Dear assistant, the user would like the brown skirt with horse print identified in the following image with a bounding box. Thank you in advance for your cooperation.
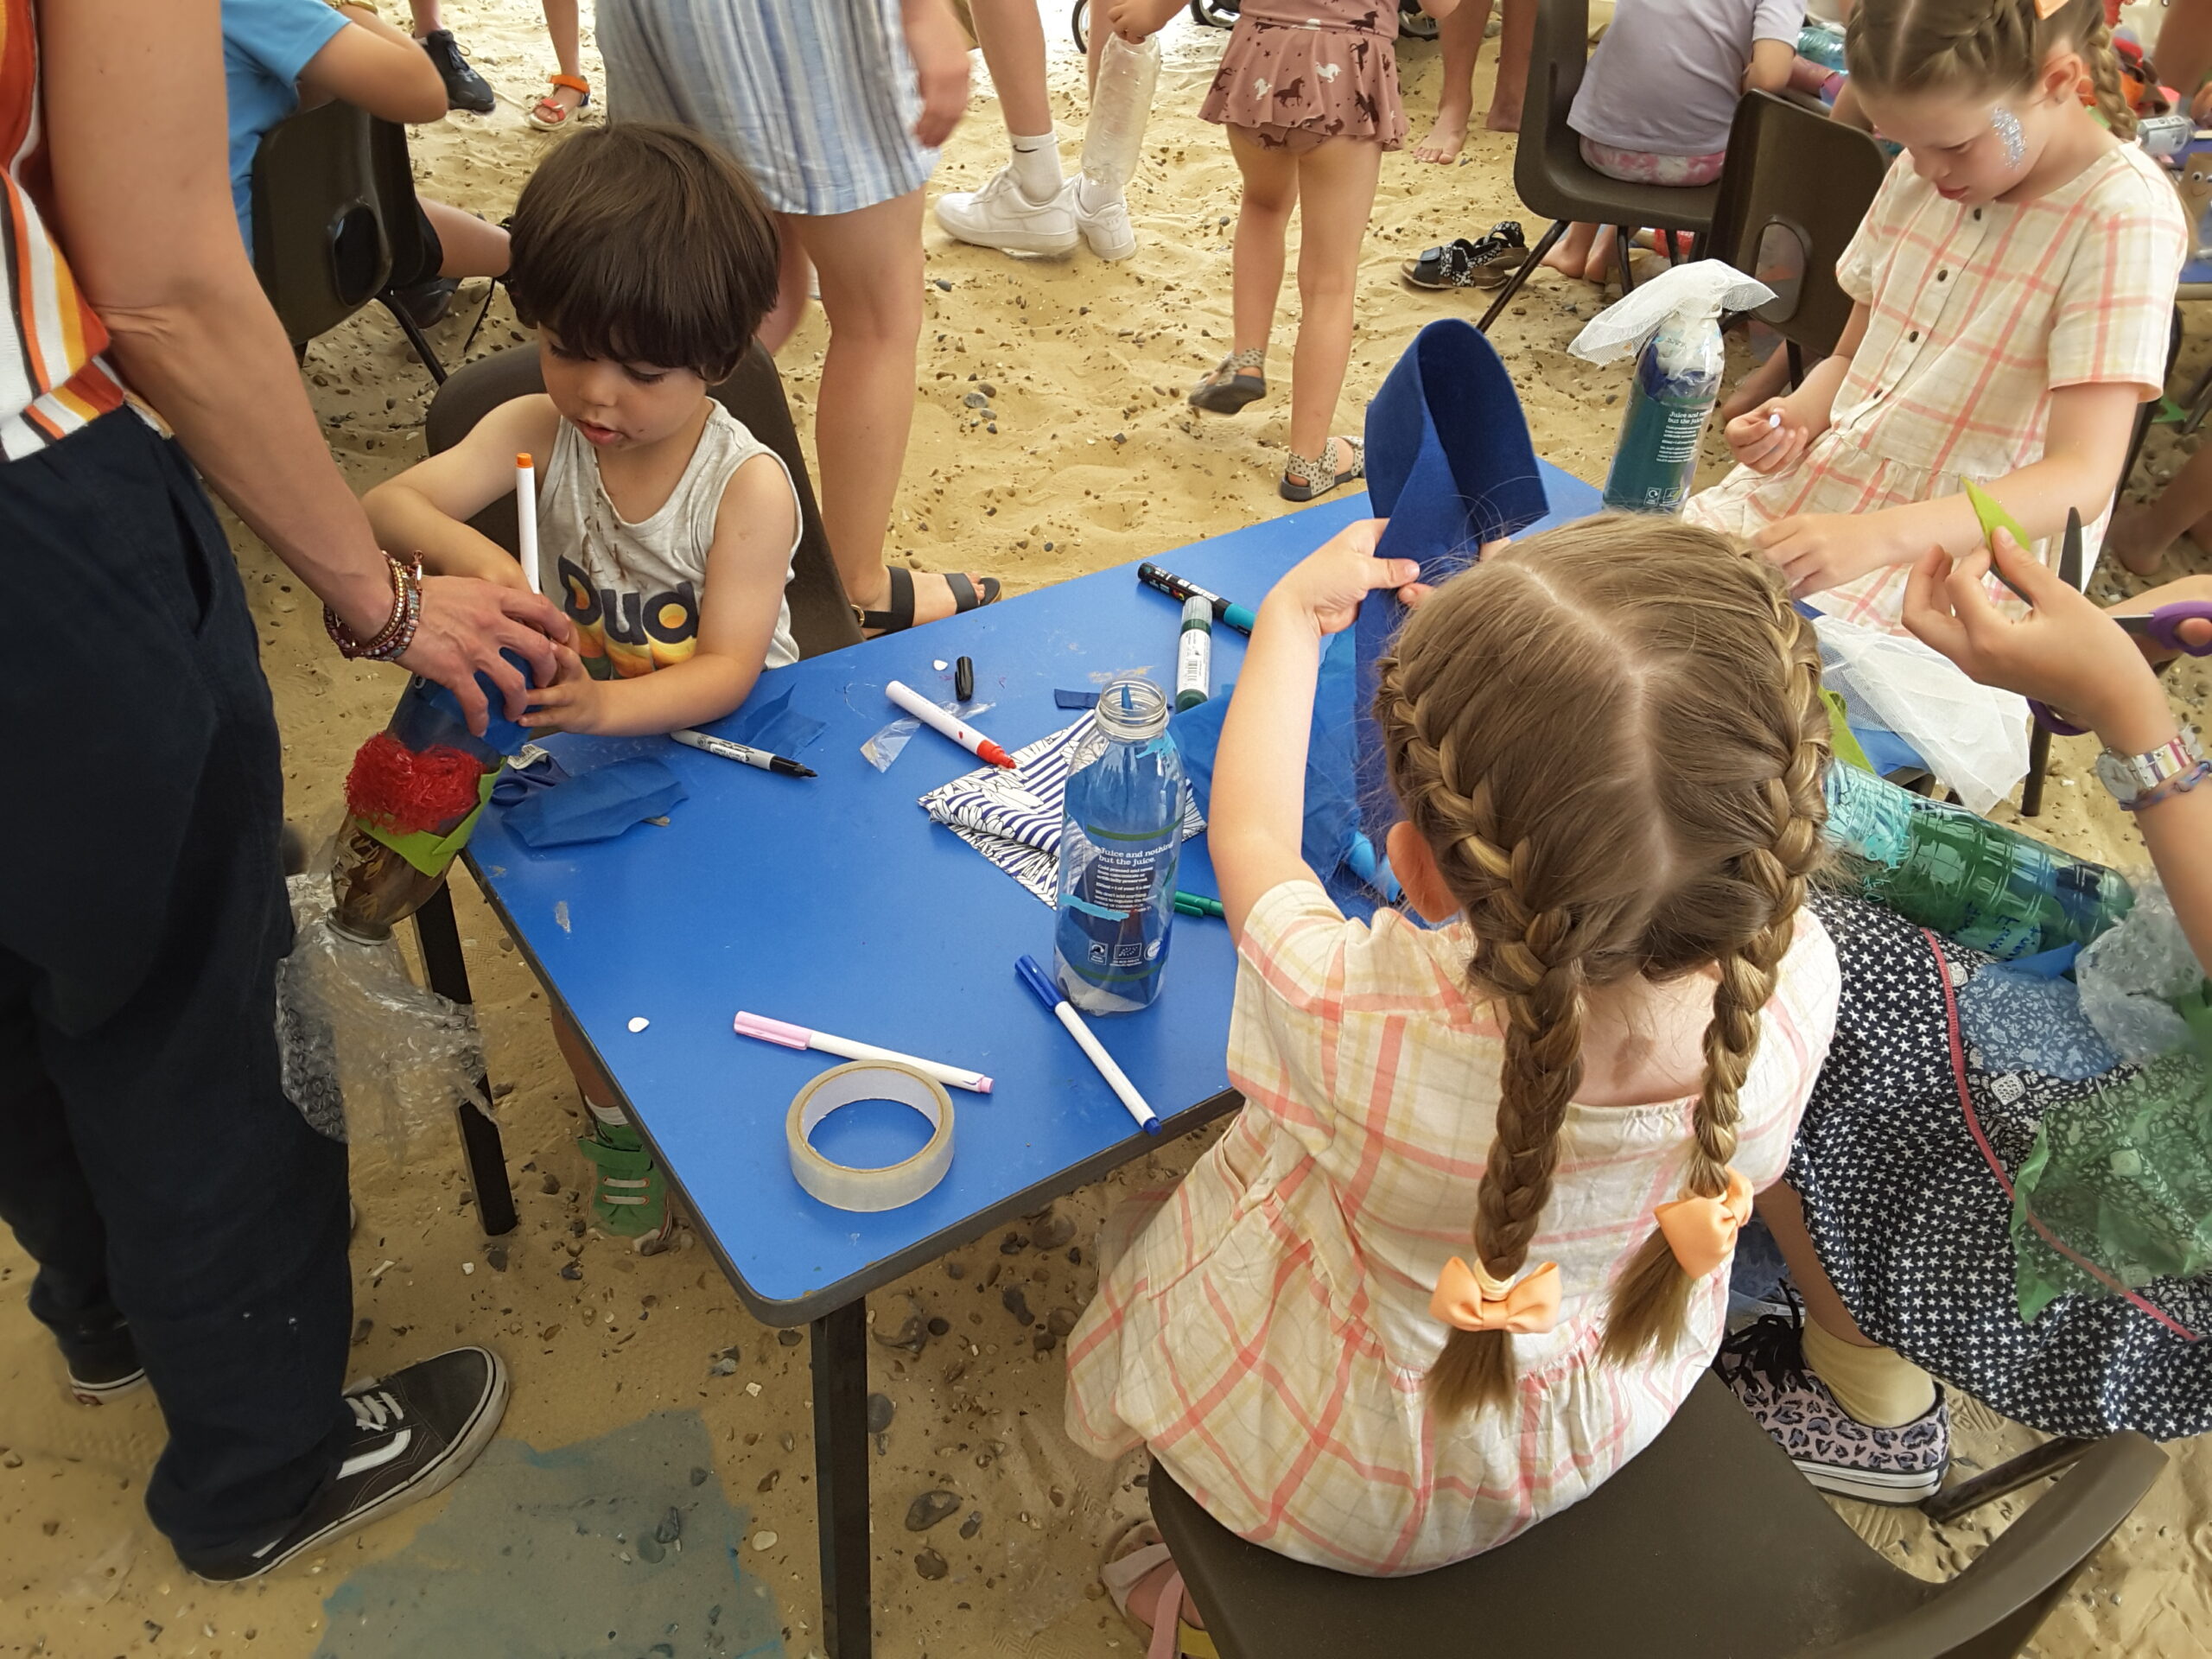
[1198,5,1408,152]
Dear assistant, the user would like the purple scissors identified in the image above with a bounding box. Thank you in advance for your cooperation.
[2031,510,2212,734]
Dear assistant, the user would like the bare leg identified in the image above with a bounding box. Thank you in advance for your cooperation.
[2160,0,2212,111]
[756,213,813,356]
[969,0,1052,137]
[422,198,510,281]
[1542,220,1597,277]
[1485,0,1533,131]
[534,0,587,119]
[1412,0,1492,164]
[1226,129,1299,373]
[797,193,992,626]
[552,1008,617,1109]
[1757,1183,1879,1346]
[1285,136,1383,461]
[410,0,442,34]
[1580,224,1619,283]
[2112,442,2212,576]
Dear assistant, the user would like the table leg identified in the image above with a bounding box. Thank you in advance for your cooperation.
[411,881,518,1236]
[810,1300,872,1659]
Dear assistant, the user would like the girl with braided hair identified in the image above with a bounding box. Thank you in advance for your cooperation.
[1066,517,1840,1648]
[1685,0,2184,631]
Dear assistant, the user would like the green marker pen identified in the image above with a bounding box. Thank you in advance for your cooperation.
[1173,891,1225,918]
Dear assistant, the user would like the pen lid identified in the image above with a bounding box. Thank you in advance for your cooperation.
[734,1011,811,1049]
[1014,955,1063,1011]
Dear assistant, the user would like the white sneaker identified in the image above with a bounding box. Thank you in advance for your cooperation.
[1067,177,1137,261]
[935,165,1079,256]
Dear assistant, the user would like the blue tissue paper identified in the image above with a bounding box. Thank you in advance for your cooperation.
[503,755,688,849]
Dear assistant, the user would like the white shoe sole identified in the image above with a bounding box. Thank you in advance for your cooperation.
[1794,1457,1946,1505]
[68,1368,149,1407]
[196,1351,511,1582]
[936,214,1080,256]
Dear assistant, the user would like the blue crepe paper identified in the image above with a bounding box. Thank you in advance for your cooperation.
[727,683,825,756]
[504,756,688,848]
[1355,322,1550,832]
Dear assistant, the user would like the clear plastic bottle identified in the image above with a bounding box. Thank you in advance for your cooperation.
[1601,304,1726,515]
[1824,763,2135,959]
[1079,31,1161,197]
[1053,676,1184,1013]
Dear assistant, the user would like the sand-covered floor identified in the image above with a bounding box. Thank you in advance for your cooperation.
[3,3,2211,1655]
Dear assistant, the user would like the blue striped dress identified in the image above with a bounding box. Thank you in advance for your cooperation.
[597,0,938,217]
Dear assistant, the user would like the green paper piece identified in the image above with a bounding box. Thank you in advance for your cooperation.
[359,770,498,879]
[1963,478,2029,552]
[2153,397,2188,428]
[1822,690,1872,774]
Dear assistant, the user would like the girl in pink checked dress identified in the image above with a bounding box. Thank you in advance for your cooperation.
[1687,0,2184,632]
[1065,516,1842,1656]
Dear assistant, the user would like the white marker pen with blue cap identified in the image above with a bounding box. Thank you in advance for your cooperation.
[1015,955,1160,1135]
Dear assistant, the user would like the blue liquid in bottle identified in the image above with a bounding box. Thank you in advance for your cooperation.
[1600,309,1726,516]
[1053,677,1185,1014]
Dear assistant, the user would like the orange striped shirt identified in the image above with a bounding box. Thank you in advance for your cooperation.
[0,0,130,460]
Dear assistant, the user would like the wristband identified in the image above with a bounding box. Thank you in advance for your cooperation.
[325,554,423,663]
[2121,760,2212,814]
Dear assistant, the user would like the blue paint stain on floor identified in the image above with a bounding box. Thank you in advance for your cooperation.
[314,1410,784,1658]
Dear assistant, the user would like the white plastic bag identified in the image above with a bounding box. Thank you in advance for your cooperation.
[1812,612,2030,814]
[1566,260,1774,365]
[2077,872,2204,1060]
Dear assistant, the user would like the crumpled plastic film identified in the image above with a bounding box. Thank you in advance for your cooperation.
[274,875,490,1159]
[1565,260,1776,364]
[2077,873,2206,1061]
[1813,612,2030,813]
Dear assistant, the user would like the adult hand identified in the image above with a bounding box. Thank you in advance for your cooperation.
[395,576,572,736]
[1264,519,1422,637]
[1723,397,1812,475]
[1756,512,1898,599]
[1901,530,2173,750]
[906,0,971,147]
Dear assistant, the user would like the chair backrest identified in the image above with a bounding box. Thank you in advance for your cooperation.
[1706,91,1892,359]
[251,99,392,347]
[423,343,862,660]
[1147,1372,2164,1659]
[1513,0,1595,226]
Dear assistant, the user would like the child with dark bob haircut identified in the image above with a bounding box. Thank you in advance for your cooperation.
[365,123,795,1247]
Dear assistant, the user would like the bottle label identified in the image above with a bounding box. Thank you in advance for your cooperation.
[1176,628,1210,709]
[1601,387,1713,515]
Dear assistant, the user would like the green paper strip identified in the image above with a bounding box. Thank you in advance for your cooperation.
[357,770,498,879]
[1821,689,1872,775]
[1963,478,2028,551]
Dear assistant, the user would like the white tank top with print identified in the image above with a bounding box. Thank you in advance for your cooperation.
[537,402,801,680]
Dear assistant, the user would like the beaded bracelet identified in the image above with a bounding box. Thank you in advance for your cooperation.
[2121,759,2212,815]
[324,553,423,663]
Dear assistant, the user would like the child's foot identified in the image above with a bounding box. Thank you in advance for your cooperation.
[527,73,591,130]
[1188,349,1267,414]
[1412,105,1472,163]
[1713,1305,1949,1504]
[1541,225,1596,279]
[2107,505,2175,578]
[1280,435,1364,503]
[1484,101,1523,134]
[1100,1522,1211,1657]
[1581,226,1621,283]
[577,1117,676,1252]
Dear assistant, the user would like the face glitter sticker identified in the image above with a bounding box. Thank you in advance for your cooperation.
[1992,105,2025,170]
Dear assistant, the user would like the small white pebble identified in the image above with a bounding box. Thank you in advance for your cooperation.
[462,1262,474,1274]
[753,1529,779,1550]
[628,1016,651,1033]
[933,658,948,672]
[746,1381,763,1396]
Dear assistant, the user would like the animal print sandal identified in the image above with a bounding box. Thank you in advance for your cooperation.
[1279,435,1364,503]
[1187,348,1267,414]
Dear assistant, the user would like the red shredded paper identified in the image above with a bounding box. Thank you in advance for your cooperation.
[343,733,492,836]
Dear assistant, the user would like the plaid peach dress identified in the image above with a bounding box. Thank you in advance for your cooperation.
[1064,880,1841,1574]
[1685,142,2185,632]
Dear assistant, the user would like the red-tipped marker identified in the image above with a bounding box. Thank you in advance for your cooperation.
[886,678,1019,772]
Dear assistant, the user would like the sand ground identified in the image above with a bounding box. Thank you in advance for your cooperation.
[4,3,2211,1655]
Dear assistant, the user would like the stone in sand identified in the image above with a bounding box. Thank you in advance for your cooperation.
[1032,1211,1077,1250]
[915,1548,950,1580]
[1001,1286,1034,1325]
[867,1393,894,1437]
[905,1490,962,1532]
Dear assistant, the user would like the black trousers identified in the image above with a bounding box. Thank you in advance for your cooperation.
[0,410,350,1555]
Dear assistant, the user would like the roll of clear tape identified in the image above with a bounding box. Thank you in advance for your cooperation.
[786,1061,954,1212]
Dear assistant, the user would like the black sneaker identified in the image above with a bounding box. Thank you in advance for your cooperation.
[181,1346,509,1582]
[418,29,495,115]
[388,276,461,329]
[60,1318,148,1407]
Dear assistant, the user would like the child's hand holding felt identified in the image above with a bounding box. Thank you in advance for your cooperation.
[518,645,615,735]
[1723,397,1814,476]
[1263,518,1425,638]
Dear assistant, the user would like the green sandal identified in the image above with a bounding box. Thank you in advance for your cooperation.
[577,1120,673,1249]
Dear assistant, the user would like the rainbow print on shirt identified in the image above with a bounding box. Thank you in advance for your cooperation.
[557,556,700,680]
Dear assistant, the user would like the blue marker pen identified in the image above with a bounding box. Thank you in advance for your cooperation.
[1015,955,1161,1135]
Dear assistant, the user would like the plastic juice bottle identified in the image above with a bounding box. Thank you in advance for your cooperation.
[1053,676,1185,1014]
[1079,31,1161,197]
[1824,763,2135,958]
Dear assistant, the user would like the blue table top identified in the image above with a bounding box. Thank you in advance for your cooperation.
[467,463,1601,1321]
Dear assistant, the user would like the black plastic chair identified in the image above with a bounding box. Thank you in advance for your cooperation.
[1705,91,1891,387]
[423,343,861,658]
[1477,0,1725,332]
[1148,1375,2165,1659]
[250,98,448,384]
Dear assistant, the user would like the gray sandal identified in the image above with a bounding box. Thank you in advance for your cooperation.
[1188,348,1267,414]
[1279,436,1364,503]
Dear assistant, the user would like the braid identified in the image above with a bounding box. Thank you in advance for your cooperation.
[1604,608,1832,1363]
[2080,12,2136,139]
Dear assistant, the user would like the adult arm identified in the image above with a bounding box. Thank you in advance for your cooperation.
[39,0,567,730]
[298,5,449,124]
[1903,533,2212,971]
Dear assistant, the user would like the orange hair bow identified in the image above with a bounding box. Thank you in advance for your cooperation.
[1429,1256,1563,1335]
[1653,1168,1755,1279]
